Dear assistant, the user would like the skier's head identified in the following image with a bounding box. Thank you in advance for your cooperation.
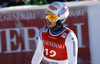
[45,2,69,28]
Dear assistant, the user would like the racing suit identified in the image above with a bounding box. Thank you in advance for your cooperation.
[31,26,78,64]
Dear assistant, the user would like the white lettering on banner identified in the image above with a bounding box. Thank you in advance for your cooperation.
[74,23,86,48]
[0,23,86,53]
[4,29,21,53]
[0,16,3,21]
[22,27,39,52]
[0,27,39,53]
[0,12,35,21]
[69,9,85,17]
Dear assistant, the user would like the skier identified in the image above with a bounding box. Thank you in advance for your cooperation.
[31,2,78,64]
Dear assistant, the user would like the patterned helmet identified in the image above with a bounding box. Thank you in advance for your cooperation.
[45,2,69,24]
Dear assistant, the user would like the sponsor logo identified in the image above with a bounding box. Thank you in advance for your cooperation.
[49,5,57,11]
[72,37,76,56]
[61,32,67,38]
[72,37,75,40]
[43,40,65,49]
[48,36,57,40]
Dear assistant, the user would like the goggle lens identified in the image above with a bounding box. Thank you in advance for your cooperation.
[46,12,58,22]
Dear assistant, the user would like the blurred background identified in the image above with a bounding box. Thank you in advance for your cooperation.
[0,0,100,64]
[0,0,99,8]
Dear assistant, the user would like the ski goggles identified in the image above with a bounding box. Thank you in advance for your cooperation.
[45,11,58,22]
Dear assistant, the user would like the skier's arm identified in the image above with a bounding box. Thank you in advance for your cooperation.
[31,37,44,64]
[31,28,44,64]
[65,32,78,64]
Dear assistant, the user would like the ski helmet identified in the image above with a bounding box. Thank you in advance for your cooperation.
[45,2,69,24]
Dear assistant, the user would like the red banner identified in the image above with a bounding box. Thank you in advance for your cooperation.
[0,6,90,64]
[67,6,90,64]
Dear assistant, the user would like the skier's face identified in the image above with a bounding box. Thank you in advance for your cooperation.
[46,19,56,28]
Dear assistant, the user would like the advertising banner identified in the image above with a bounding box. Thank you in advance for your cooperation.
[0,6,90,64]
[67,6,90,64]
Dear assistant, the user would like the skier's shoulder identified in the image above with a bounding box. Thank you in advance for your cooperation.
[64,26,76,39]
[39,26,48,32]
[63,26,72,34]
[39,26,48,40]
[39,27,45,33]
